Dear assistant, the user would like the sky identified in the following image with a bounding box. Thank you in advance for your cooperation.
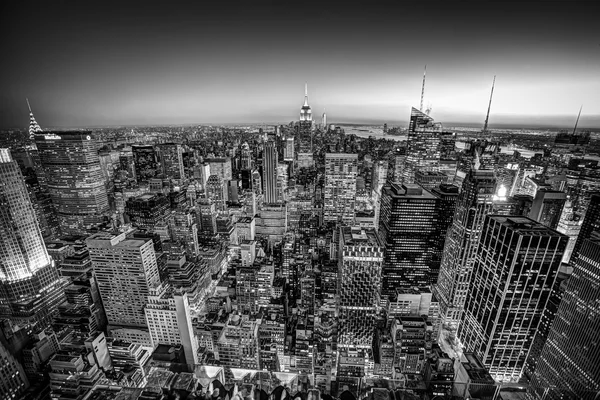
[1,1,599,129]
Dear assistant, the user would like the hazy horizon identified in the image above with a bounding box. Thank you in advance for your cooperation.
[1,1,598,130]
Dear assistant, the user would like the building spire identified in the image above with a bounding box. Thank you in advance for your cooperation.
[420,65,427,112]
[303,82,309,106]
[572,105,583,135]
[27,98,43,139]
[483,75,496,133]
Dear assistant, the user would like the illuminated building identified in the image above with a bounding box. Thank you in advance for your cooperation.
[263,141,278,204]
[299,83,313,149]
[324,153,358,224]
[132,145,160,183]
[206,175,227,212]
[240,142,252,170]
[458,216,567,382]
[528,235,600,399]
[34,132,109,234]
[434,169,496,331]
[284,137,295,162]
[0,149,65,329]
[158,143,185,181]
[86,232,161,343]
[378,183,439,294]
[168,209,199,256]
[145,288,199,365]
[338,227,383,350]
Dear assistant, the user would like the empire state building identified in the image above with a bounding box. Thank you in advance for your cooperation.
[299,83,313,149]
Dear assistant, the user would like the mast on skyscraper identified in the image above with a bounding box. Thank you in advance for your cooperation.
[572,105,583,135]
[27,98,43,139]
[482,76,496,133]
[420,65,427,112]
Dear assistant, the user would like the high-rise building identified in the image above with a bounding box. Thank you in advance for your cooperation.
[299,84,313,149]
[0,341,29,398]
[158,143,185,181]
[528,235,600,399]
[404,108,453,184]
[263,141,278,204]
[284,137,295,162]
[86,232,161,332]
[132,145,160,184]
[338,227,384,350]
[458,216,567,382]
[0,149,65,329]
[571,192,600,262]
[125,193,171,231]
[378,183,439,295]
[205,157,232,182]
[434,169,496,331]
[145,288,199,365]
[35,132,109,234]
[324,153,358,224]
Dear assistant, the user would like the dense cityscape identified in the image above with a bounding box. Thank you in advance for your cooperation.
[0,80,598,400]
[1,1,600,400]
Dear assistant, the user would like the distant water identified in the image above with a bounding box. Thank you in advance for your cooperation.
[341,126,406,141]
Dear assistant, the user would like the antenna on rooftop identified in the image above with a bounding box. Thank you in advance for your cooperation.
[483,75,496,133]
[572,105,583,135]
[420,65,427,112]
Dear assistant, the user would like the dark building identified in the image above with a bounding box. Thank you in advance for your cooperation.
[458,216,567,383]
[528,235,600,399]
[34,132,109,235]
[158,143,185,181]
[378,183,440,295]
[529,189,566,229]
[571,192,600,261]
[132,145,160,183]
[125,193,171,231]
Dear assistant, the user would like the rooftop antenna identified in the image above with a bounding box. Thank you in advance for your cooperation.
[483,75,496,133]
[420,65,427,112]
[572,105,583,135]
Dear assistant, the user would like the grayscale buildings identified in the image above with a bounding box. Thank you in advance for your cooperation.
[324,153,358,224]
[458,216,567,382]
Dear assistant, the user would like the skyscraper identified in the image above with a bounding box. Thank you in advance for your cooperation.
[458,216,567,382]
[324,153,358,224]
[0,149,65,329]
[263,141,278,204]
[299,83,313,149]
[378,183,439,295]
[528,189,566,229]
[434,169,496,331]
[528,235,600,399]
[571,192,600,262]
[338,227,384,350]
[86,232,161,344]
[35,132,109,234]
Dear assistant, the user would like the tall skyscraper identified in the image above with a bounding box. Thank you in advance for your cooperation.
[0,149,65,329]
[35,132,109,234]
[298,84,312,148]
[263,141,278,204]
[403,108,453,184]
[323,153,358,224]
[571,192,600,262]
[528,235,600,399]
[338,227,384,350]
[86,232,161,339]
[434,169,496,331]
[458,216,567,382]
[378,183,439,295]
[158,143,185,181]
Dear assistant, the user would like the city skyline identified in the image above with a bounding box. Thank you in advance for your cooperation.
[1,1,599,129]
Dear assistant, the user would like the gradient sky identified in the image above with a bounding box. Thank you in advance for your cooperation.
[1,1,599,129]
